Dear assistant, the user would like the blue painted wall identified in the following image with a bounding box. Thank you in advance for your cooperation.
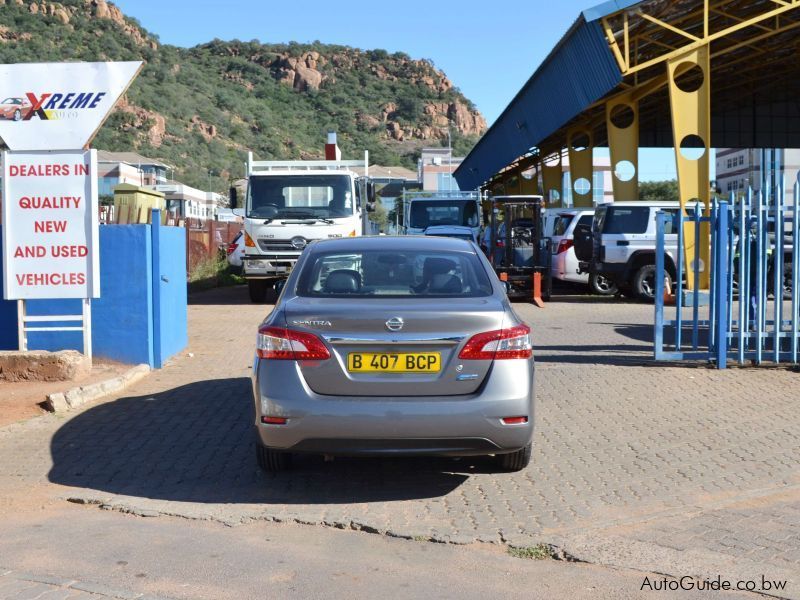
[0,229,18,350]
[93,226,154,366]
[0,221,187,367]
[155,225,188,367]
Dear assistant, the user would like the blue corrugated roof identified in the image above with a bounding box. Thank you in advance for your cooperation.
[454,1,641,190]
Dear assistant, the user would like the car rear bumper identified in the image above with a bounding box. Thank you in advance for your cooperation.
[252,358,535,456]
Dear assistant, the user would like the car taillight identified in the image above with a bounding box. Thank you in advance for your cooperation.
[256,326,330,360]
[459,324,532,360]
[556,239,574,254]
[226,240,238,255]
[348,230,357,237]
[244,232,256,247]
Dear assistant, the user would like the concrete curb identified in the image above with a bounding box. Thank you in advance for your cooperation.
[44,364,151,412]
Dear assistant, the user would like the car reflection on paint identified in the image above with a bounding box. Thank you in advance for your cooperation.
[251,235,536,472]
[0,97,31,121]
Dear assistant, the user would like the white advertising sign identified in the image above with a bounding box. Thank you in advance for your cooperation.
[2,150,100,300]
[0,61,142,151]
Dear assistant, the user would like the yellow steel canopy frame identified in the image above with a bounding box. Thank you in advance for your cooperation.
[599,0,800,288]
[483,0,800,288]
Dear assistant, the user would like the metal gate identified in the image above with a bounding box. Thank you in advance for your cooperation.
[655,181,799,368]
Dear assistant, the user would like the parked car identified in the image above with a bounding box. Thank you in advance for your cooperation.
[251,236,535,472]
[0,97,30,121]
[575,201,682,301]
[226,231,245,271]
[423,224,477,242]
[550,209,618,296]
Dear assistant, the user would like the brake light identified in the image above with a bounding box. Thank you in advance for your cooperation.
[556,239,574,254]
[226,240,238,255]
[256,326,330,360]
[459,324,532,360]
[244,232,256,247]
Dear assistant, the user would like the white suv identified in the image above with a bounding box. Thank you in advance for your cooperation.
[575,202,681,301]
[550,209,618,295]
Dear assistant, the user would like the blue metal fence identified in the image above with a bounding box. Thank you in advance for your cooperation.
[655,181,799,368]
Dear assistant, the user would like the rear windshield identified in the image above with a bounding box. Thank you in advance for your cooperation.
[297,249,493,298]
[602,207,650,234]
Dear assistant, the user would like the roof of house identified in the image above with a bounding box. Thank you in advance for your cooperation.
[96,150,171,169]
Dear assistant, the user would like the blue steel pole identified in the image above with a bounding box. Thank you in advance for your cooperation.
[676,206,685,350]
[738,192,747,364]
[774,179,784,362]
[715,202,729,369]
[793,181,800,364]
[756,189,764,365]
[692,202,701,351]
[726,196,735,340]
[654,212,666,359]
[709,198,717,351]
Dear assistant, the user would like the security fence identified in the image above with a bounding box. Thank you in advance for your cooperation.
[655,182,798,368]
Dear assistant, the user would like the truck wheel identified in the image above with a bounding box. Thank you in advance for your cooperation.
[633,264,671,302]
[589,273,618,296]
[248,279,268,303]
[496,443,532,472]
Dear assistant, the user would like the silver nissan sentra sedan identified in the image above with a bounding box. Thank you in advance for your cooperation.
[251,236,535,472]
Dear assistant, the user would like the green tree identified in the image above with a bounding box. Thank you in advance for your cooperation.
[639,180,679,202]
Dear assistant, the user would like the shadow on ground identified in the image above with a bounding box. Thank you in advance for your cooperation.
[48,378,470,504]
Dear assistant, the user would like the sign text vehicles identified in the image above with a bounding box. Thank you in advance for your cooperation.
[2,150,100,300]
[0,62,142,151]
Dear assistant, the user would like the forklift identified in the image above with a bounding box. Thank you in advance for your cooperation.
[487,195,552,306]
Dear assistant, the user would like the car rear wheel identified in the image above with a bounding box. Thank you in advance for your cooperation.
[13,109,21,121]
[633,264,671,302]
[589,273,618,296]
[255,442,290,472]
[496,443,532,472]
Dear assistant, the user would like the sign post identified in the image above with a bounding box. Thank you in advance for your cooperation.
[0,61,142,361]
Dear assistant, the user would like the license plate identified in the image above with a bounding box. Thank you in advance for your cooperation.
[347,352,441,373]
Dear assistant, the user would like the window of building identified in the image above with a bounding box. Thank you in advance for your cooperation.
[727,159,732,169]
[739,155,744,166]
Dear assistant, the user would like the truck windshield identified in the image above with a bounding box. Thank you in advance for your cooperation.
[248,175,353,220]
[409,200,479,229]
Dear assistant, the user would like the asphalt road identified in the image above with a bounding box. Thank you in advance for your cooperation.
[0,503,752,600]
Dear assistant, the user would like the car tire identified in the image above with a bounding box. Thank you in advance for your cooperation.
[632,264,670,302]
[589,273,619,296]
[255,442,290,472]
[13,109,21,121]
[248,279,268,303]
[497,443,532,472]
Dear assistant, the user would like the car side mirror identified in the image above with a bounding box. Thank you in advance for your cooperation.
[232,208,245,218]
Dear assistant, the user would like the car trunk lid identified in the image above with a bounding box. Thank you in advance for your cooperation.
[282,296,506,396]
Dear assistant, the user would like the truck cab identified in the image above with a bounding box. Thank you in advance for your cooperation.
[402,191,482,241]
[241,155,370,302]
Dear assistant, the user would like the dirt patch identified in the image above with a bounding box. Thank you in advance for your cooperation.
[0,359,131,427]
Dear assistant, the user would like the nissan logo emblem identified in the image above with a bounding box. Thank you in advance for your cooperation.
[290,236,307,250]
[385,317,404,332]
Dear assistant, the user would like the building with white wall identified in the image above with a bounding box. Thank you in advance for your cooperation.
[716,148,800,205]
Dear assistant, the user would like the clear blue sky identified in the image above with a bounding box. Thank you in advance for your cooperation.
[114,0,682,181]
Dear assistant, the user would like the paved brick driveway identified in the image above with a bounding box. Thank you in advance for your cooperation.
[1,286,798,595]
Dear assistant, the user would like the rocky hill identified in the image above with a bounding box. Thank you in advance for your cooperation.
[0,0,487,191]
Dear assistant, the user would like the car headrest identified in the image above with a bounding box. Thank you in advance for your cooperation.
[324,269,361,294]
[429,274,463,294]
[423,257,456,276]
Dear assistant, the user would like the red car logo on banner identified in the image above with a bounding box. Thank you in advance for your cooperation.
[0,97,32,121]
